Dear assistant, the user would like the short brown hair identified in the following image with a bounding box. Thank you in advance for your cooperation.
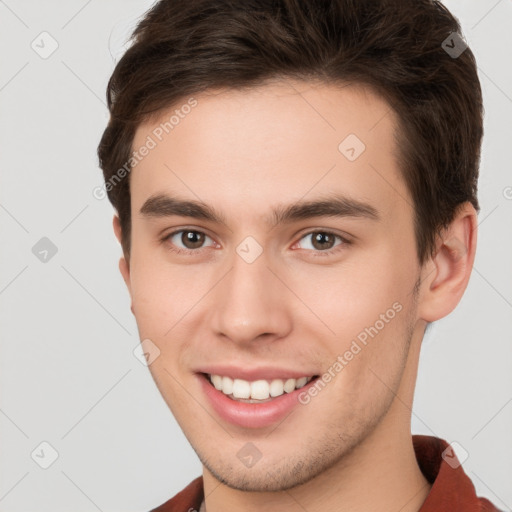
[97,0,483,264]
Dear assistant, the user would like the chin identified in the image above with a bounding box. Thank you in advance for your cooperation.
[196,434,357,493]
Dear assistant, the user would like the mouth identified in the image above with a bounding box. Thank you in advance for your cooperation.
[197,371,321,428]
[204,373,318,403]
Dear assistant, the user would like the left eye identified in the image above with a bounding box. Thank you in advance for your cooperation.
[296,231,345,252]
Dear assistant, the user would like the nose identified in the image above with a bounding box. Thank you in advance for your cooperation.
[210,250,293,346]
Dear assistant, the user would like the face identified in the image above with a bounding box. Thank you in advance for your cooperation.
[122,80,425,491]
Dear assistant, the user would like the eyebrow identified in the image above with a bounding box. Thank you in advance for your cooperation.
[139,193,380,227]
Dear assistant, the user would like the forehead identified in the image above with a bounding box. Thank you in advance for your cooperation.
[130,79,410,224]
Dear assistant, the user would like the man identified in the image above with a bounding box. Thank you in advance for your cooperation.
[97,0,501,510]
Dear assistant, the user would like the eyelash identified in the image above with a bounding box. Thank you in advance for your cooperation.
[160,228,351,258]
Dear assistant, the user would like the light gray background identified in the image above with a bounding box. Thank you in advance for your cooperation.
[0,1,511,511]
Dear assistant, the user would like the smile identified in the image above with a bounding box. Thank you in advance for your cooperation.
[208,374,315,402]
[198,371,320,428]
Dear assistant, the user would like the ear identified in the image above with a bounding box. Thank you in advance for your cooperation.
[113,215,131,296]
[417,202,478,323]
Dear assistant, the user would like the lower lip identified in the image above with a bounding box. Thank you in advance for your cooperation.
[197,373,318,429]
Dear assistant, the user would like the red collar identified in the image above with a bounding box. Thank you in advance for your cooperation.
[412,435,500,511]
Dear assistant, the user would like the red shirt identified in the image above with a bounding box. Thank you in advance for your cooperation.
[150,435,501,511]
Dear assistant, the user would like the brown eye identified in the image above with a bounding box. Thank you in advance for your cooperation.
[311,232,336,250]
[164,229,215,253]
[180,230,205,249]
[298,231,343,252]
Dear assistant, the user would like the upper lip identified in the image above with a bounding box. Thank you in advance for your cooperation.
[196,365,318,382]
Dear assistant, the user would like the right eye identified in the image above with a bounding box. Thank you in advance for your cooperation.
[161,229,218,255]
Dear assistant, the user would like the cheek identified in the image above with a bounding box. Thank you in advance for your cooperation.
[285,249,416,398]
[128,250,176,336]
[310,300,414,427]
[130,250,196,336]
[288,251,413,339]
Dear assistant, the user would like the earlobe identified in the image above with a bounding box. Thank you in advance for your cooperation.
[418,203,478,323]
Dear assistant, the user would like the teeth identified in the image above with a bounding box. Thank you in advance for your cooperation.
[232,379,251,399]
[222,376,233,395]
[283,378,296,393]
[269,379,284,397]
[211,374,222,390]
[251,380,270,400]
[296,376,308,388]
[208,374,314,401]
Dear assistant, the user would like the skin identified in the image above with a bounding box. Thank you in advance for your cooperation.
[113,79,477,512]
